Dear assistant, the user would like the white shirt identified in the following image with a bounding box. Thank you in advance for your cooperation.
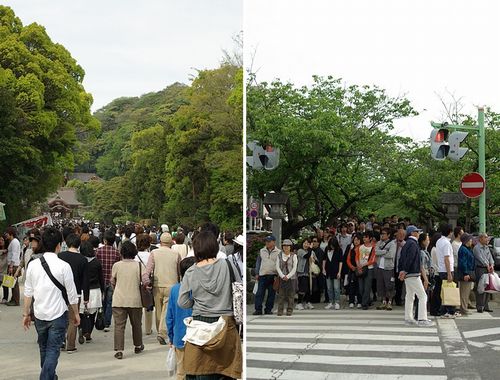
[436,236,454,273]
[24,252,78,321]
[451,240,461,269]
[7,238,21,266]
[186,249,227,260]
[135,251,151,267]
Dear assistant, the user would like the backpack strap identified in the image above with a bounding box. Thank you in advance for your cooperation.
[225,258,236,283]
[40,256,69,306]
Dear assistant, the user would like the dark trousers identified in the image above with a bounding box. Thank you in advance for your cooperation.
[358,269,374,307]
[475,267,490,311]
[2,285,8,301]
[348,273,361,304]
[112,307,143,351]
[35,311,68,380]
[103,285,114,327]
[276,285,295,313]
[254,275,276,313]
[394,277,404,305]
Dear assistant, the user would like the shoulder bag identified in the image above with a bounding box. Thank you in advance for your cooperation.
[138,262,154,310]
[225,259,243,324]
[40,256,69,305]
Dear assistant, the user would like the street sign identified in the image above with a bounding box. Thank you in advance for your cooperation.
[250,201,258,210]
[460,172,485,198]
[250,209,258,218]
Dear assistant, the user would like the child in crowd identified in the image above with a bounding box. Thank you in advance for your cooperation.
[166,256,196,380]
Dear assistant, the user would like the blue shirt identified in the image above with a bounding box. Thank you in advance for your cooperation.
[166,283,192,348]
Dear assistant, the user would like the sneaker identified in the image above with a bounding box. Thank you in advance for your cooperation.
[376,303,387,310]
[0,299,7,304]
[441,313,455,319]
[134,344,144,354]
[66,348,77,354]
[252,310,263,315]
[357,303,362,309]
[306,302,314,310]
[277,312,283,316]
[286,311,293,316]
[114,351,123,360]
[362,306,368,310]
[417,319,435,327]
[334,303,340,310]
[296,303,305,310]
[103,327,110,332]
[5,300,19,306]
[264,310,273,315]
[324,303,333,310]
[386,303,393,311]
[349,303,354,309]
[404,319,417,326]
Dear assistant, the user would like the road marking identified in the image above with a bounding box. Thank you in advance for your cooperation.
[246,332,440,342]
[463,327,500,339]
[467,340,488,348]
[437,319,481,380]
[246,368,448,380]
[246,341,443,353]
[247,352,445,368]
[251,318,413,325]
[485,339,500,346]
[247,324,437,333]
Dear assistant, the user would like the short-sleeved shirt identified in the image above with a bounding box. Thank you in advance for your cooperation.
[436,236,454,272]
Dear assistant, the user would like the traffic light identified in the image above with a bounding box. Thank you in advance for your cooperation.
[262,145,279,170]
[448,131,468,161]
[430,128,450,160]
[246,141,280,170]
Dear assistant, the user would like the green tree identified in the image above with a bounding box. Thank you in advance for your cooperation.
[0,6,99,224]
[247,76,416,236]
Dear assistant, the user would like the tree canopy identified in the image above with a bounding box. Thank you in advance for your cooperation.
[247,76,499,235]
[0,6,99,224]
[77,65,243,231]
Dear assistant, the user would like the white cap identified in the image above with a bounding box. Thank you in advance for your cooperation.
[161,224,169,232]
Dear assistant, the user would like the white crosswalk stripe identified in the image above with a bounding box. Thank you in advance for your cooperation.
[246,308,446,379]
[462,326,500,349]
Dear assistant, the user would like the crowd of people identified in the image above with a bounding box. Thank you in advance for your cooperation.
[254,215,496,327]
[0,221,243,380]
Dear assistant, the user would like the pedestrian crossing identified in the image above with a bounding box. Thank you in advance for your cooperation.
[246,307,447,380]
[463,326,500,350]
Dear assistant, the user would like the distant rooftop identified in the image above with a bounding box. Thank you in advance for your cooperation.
[68,172,103,183]
[48,188,83,206]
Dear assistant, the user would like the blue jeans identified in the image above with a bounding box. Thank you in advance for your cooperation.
[326,277,340,303]
[35,311,68,380]
[103,285,114,327]
[255,275,276,313]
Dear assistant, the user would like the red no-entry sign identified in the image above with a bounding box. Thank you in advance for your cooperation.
[460,172,485,198]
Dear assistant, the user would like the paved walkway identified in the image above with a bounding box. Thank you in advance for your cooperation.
[0,286,173,380]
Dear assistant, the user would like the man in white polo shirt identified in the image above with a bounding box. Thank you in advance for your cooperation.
[435,223,457,318]
[22,226,80,380]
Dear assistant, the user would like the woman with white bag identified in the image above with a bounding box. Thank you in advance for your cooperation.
[178,230,242,380]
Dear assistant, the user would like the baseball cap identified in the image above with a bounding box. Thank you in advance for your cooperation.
[406,225,423,235]
[282,239,293,246]
[265,235,276,241]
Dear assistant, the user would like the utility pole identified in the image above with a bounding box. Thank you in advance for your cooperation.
[430,107,487,233]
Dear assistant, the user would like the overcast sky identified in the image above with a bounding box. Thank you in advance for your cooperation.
[2,0,242,111]
[245,0,500,142]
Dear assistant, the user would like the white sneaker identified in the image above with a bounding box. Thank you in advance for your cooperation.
[357,303,362,309]
[349,303,354,309]
[404,319,417,326]
[334,303,340,310]
[324,303,333,310]
[417,319,435,327]
[306,302,314,309]
[296,303,305,310]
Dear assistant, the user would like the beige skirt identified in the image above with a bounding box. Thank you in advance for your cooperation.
[183,315,242,379]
